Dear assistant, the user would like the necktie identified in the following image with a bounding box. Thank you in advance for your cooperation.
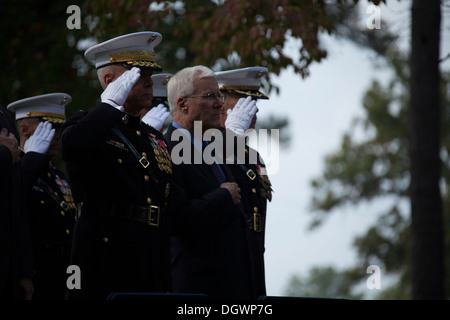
[203,141,227,184]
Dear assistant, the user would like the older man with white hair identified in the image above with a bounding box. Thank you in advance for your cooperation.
[162,65,261,299]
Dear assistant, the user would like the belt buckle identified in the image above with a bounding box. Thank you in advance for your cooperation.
[246,169,256,180]
[140,157,150,169]
[148,205,160,226]
[253,212,262,232]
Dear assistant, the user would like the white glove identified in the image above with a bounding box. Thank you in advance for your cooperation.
[24,121,55,154]
[101,67,141,111]
[225,96,258,135]
[142,104,170,130]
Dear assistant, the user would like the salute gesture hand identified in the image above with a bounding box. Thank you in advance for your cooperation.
[225,96,258,135]
[24,121,55,154]
[101,67,141,111]
[142,104,170,131]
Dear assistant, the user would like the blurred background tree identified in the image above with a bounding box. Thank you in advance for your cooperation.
[287,0,449,299]
[288,50,450,300]
[0,0,386,146]
[0,0,96,113]
[284,266,364,299]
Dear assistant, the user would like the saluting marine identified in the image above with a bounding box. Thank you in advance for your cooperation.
[140,73,173,133]
[216,66,273,299]
[7,93,76,300]
[60,32,173,300]
[150,73,173,109]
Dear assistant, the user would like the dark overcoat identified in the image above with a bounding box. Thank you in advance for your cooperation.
[165,124,255,300]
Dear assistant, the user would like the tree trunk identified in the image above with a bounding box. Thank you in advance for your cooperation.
[409,0,444,299]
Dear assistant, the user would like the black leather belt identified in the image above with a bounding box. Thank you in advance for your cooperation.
[77,201,161,227]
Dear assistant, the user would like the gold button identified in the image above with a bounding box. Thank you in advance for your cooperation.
[47,172,51,178]
[252,188,257,194]
[102,237,109,243]
[61,211,65,217]
[66,229,70,235]
[40,200,45,205]
[136,130,141,136]
[144,175,149,182]
[254,207,258,213]
[122,115,129,124]
[147,197,152,204]
[142,152,147,158]
[117,158,123,164]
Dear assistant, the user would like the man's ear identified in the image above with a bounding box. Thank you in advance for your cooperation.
[18,122,32,139]
[104,72,115,86]
[177,97,188,113]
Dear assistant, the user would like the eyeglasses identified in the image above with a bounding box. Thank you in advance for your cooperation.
[184,92,225,103]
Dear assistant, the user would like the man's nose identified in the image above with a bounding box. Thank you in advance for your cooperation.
[213,101,223,109]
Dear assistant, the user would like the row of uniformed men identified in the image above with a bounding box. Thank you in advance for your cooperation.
[3,31,272,300]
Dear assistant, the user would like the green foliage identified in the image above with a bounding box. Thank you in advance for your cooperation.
[309,52,410,229]
[0,0,97,116]
[0,0,384,112]
[1,0,361,148]
[255,114,290,148]
[79,0,349,94]
[353,206,409,272]
[284,266,363,299]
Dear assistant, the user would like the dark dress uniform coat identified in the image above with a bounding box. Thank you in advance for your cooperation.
[0,146,15,299]
[27,162,76,300]
[0,106,25,299]
[0,105,46,299]
[165,124,254,300]
[224,136,273,299]
[60,103,172,300]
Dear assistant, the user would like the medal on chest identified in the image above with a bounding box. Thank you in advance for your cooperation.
[149,134,172,175]
[54,174,76,210]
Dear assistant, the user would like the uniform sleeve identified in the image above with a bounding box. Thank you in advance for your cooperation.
[0,145,13,178]
[19,152,49,191]
[60,103,125,158]
[10,165,34,279]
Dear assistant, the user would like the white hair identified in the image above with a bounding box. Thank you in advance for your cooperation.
[167,65,215,115]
